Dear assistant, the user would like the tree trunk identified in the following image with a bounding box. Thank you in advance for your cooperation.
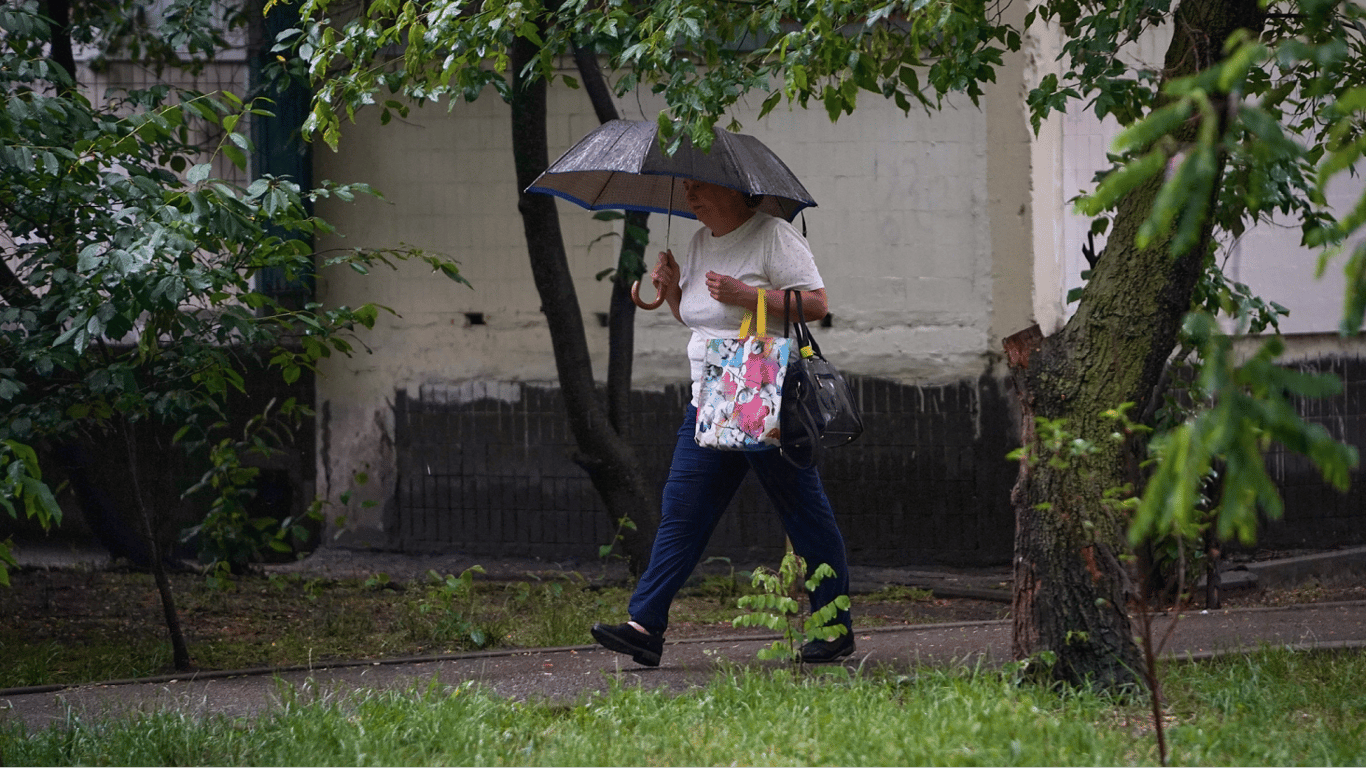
[572,47,652,435]
[123,421,192,671]
[1008,0,1265,690]
[509,33,657,575]
[605,265,645,435]
[43,0,75,92]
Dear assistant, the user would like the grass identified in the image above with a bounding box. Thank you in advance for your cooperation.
[1,648,1363,765]
[1162,647,1366,763]
[864,583,935,602]
[0,638,173,688]
[0,571,620,688]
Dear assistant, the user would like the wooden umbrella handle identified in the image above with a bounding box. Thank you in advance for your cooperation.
[631,279,666,310]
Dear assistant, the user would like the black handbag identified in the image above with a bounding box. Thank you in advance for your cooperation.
[779,290,864,468]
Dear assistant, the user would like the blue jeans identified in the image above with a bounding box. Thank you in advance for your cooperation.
[629,405,852,635]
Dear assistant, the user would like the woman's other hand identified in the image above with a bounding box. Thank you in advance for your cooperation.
[705,271,755,308]
[706,271,829,324]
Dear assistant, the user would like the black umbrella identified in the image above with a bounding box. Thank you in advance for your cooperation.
[525,119,817,222]
[525,119,816,308]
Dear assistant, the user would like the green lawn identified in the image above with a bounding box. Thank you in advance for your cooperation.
[3,648,1363,766]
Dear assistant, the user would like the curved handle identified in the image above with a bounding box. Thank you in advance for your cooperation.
[631,279,666,310]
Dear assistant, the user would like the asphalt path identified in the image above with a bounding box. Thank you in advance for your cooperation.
[4,600,1366,732]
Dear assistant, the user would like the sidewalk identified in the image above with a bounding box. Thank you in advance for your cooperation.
[4,600,1366,731]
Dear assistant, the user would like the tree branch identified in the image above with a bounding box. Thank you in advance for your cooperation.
[573,47,620,125]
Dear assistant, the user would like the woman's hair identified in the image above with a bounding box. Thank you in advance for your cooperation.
[744,193,764,209]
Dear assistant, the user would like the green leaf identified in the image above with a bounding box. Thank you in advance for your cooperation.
[1111,101,1193,155]
[758,90,783,119]
[822,86,843,122]
[77,243,103,272]
[20,475,61,522]
[1077,149,1165,216]
[222,143,247,170]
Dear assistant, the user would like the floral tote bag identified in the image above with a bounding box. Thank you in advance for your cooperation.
[695,288,793,450]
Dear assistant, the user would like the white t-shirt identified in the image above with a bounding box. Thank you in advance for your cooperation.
[680,211,824,405]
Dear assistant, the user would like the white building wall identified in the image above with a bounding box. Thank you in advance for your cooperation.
[1058,111,1361,337]
[1032,21,1365,337]
[310,72,1008,538]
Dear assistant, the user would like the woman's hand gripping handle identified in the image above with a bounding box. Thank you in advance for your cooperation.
[631,250,679,313]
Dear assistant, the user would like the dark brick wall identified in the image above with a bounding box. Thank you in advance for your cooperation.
[393,374,1019,568]
[392,355,1366,566]
[6,348,316,563]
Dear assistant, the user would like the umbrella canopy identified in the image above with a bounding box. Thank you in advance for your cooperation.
[525,119,816,222]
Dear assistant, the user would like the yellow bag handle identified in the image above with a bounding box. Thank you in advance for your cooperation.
[738,288,767,338]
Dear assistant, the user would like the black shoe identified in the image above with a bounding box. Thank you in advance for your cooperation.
[799,631,855,664]
[591,622,664,667]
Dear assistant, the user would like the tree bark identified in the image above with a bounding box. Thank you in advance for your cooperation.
[1008,0,1265,690]
[509,33,657,575]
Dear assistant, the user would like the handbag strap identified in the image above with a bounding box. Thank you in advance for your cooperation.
[738,287,767,338]
[783,289,793,340]
[783,289,821,359]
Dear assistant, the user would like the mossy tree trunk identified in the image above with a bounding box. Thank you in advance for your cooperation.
[1008,0,1265,689]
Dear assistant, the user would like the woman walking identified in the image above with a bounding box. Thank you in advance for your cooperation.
[591,178,853,667]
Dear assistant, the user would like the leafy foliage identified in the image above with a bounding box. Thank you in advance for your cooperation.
[66,0,252,76]
[1033,0,1366,554]
[180,398,321,578]
[409,566,495,649]
[1073,1,1366,279]
[0,0,467,579]
[0,440,61,586]
[284,0,1018,150]
[1135,312,1359,547]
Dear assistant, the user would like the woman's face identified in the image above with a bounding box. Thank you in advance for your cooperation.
[683,179,747,223]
